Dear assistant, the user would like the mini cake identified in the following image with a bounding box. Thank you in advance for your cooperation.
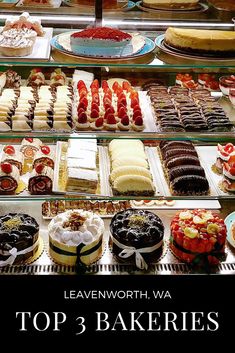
[28,164,53,195]
[0,213,39,266]
[222,155,235,192]
[0,35,34,57]
[170,209,227,265]
[27,68,45,87]
[70,27,133,57]
[110,209,164,270]
[66,168,98,194]
[143,0,199,9]
[3,12,44,36]
[165,27,235,56]
[4,69,21,88]
[50,68,67,87]
[219,75,235,96]
[33,145,54,169]
[20,138,42,159]
[0,163,19,194]
[48,210,104,267]
[1,145,24,174]
[215,143,235,174]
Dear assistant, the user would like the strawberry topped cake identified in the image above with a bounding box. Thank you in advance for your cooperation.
[170,209,227,265]
[70,27,133,57]
[222,155,235,192]
[215,143,235,174]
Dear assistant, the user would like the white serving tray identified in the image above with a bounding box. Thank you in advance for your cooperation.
[0,27,53,62]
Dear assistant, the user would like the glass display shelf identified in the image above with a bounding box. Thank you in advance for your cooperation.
[0,200,234,275]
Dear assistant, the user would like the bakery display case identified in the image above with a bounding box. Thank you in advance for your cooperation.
[0,1,235,276]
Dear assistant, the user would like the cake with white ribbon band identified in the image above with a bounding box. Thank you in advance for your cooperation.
[110,209,164,270]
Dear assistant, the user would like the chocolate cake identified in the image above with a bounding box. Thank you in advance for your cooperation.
[0,213,39,266]
[110,209,164,270]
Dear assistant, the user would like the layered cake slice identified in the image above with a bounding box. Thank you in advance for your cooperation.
[70,27,133,57]
[66,168,98,193]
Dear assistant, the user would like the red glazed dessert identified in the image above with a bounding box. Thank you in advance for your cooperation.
[170,209,227,265]
[70,27,133,57]
[219,75,235,96]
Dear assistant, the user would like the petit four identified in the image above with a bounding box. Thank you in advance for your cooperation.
[28,164,53,195]
[0,162,20,194]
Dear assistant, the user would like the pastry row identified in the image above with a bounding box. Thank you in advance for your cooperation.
[0,208,229,270]
[0,138,234,196]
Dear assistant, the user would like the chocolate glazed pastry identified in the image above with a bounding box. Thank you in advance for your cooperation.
[166,155,201,169]
[171,175,209,195]
[168,165,205,182]
[159,140,193,150]
[0,213,39,265]
[162,148,198,161]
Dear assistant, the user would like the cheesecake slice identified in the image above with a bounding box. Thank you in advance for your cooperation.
[165,27,235,56]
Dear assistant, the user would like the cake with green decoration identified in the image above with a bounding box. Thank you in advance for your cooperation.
[170,209,227,265]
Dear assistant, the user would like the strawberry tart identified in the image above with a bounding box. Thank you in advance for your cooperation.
[222,155,235,192]
[70,27,133,57]
[170,209,227,265]
[215,143,235,174]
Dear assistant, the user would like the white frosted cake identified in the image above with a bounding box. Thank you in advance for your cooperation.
[70,27,133,57]
[48,210,105,267]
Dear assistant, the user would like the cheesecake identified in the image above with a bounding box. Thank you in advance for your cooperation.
[165,27,235,56]
[143,0,199,9]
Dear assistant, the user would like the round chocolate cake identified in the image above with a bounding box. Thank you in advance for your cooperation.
[0,213,39,266]
[110,209,164,269]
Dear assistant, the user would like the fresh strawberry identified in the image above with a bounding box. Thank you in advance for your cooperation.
[91,102,99,112]
[79,89,88,98]
[130,91,139,100]
[131,97,139,109]
[224,143,234,154]
[104,102,113,111]
[3,145,15,155]
[133,104,141,112]
[230,167,235,176]
[106,114,116,124]
[33,68,42,73]
[77,102,87,111]
[134,117,143,126]
[133,110,142,120]
[122,81,131,91]
[80,97,88,108]
[118,106,127,119]
[25,137,33,143]
[105,106,115,115]
[31,75,38,81]
[116,87,123,97]
[228,155,235,165]
[92,94,100,104]
[117,103,127,112]
[77,80,86,90]
[90,79,99,89]
[112,81,120,92]
[90,109,99,119]
[121,116,129,126]
[117,91,126,99]
[78,111,88,123]
[118,97,127,107]
[40,145,50,155]
[91,87,99,95]
[35,164,44,174]
[101,80,109,90]
[77,107,85,117]
[95,117,104,127]
[1,162,12,174]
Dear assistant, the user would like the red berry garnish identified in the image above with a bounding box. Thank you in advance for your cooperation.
[91,102,99,111]
[25,138,33,143]
[40,145,50,155]
[79,89,87,98]
[230,167,235,176]
[95,117,104,128]
[90,79,99,89]
[131,97,139,109]
[133,110,142,120]
[78,111,88,123]
[122,81,131,90]
[80,97,88,108]
[90,109,99,119]
[118,97,127,107]
[105,106,115,115]
[77,80,86,90]
[1,162,12,174]
[92,94,100,105]
[117,92,126,100]
[133,104,141,112]
[35,164,44,174]
[102,80,109,90]
[3,145,15,155]
[104,102,113,111]
[77,101,87,111]
[77,107,85,117]
[112,81,120,92]
[134,117,143,126]
[33,68,42,73]
[107,114,116,124]
[118,106,127,118]
[121,116,129,126]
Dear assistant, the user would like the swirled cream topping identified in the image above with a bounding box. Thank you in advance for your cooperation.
[48,209,104,247]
